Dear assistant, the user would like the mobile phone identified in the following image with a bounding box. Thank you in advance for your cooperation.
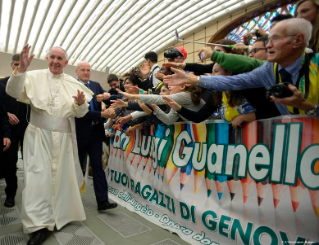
[199,52,204,63]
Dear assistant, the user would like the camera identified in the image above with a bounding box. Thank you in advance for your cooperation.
[164,47,182,59]
[266,83,293,100]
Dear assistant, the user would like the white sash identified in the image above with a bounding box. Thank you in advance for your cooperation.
[30,109,84,188]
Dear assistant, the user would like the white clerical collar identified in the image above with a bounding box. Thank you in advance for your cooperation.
[47,69,64,79]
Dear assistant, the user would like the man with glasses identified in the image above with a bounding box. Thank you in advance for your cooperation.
[249,36,268,60]
[107,74,124,95]
[164,18,319,118]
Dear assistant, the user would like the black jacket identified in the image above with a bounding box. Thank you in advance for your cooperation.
[0,83,10,141]
[75,81,106,147]
[0,77,29,136]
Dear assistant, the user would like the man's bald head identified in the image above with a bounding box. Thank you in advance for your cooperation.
[75,61,91,83]
[266,18,312,66]
[76,61,90,68]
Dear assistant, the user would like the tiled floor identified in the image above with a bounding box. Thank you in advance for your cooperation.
[0,159,189,245]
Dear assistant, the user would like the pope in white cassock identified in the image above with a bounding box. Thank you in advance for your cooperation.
[6,44,93,245]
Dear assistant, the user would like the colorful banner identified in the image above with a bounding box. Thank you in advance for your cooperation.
[106,117,319,245]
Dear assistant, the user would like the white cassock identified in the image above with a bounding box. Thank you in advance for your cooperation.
[6,69,93,234]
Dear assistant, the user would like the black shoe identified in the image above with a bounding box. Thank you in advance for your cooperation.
[27,229,48,245]
[98,201,118,211]
[4,197,15,208]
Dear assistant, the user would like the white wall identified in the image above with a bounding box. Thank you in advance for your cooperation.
[0,52,111,90]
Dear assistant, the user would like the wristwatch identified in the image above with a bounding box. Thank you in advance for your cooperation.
[306,104,319,116]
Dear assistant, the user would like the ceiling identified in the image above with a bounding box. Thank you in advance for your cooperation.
[0,0,259,75]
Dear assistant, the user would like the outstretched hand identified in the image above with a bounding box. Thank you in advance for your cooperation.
[163,67,197,86]
[110,99,128,109]
[18,44,35,73]
[96,92,110,102]
[101,108,116,118]
[148,104,158,112]
[197,47,213,61]
[116,115,132,125]
[72,90,86,106]
[128,86,140,94]
[232,43,248,54]
[162,96,182,111]
[115,88,136,100]
[162,62,185,69]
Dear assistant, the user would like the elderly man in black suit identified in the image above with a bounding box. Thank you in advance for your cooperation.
[75,61,118,211]
[0,54,26,208]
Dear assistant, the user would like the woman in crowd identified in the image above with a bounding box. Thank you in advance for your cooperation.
[112,75,149,132]
[296,0,319,52]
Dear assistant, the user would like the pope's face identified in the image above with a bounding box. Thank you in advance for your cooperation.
[46,47,68,75]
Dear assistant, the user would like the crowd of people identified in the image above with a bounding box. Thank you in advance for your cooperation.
[0,0,318,245]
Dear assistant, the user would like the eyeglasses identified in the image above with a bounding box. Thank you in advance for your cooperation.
[266,35,297,44]
[109,83,117,87]
[249,48,267,55]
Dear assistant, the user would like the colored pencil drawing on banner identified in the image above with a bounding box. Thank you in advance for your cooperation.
[107,118,319,245]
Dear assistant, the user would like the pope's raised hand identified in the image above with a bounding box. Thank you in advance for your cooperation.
[72,90,86,106]
[18,44,35,73]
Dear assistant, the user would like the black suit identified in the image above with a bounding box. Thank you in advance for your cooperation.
[0,77,28,198]
[0,83,10,179]
[0,83,10,144]
[75,80,109,204]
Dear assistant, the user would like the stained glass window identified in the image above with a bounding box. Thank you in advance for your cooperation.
[225,4,296,44]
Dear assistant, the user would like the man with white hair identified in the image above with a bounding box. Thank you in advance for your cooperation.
[164,18,319,118]
[74,61,117,211]
[6,45,93,245]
